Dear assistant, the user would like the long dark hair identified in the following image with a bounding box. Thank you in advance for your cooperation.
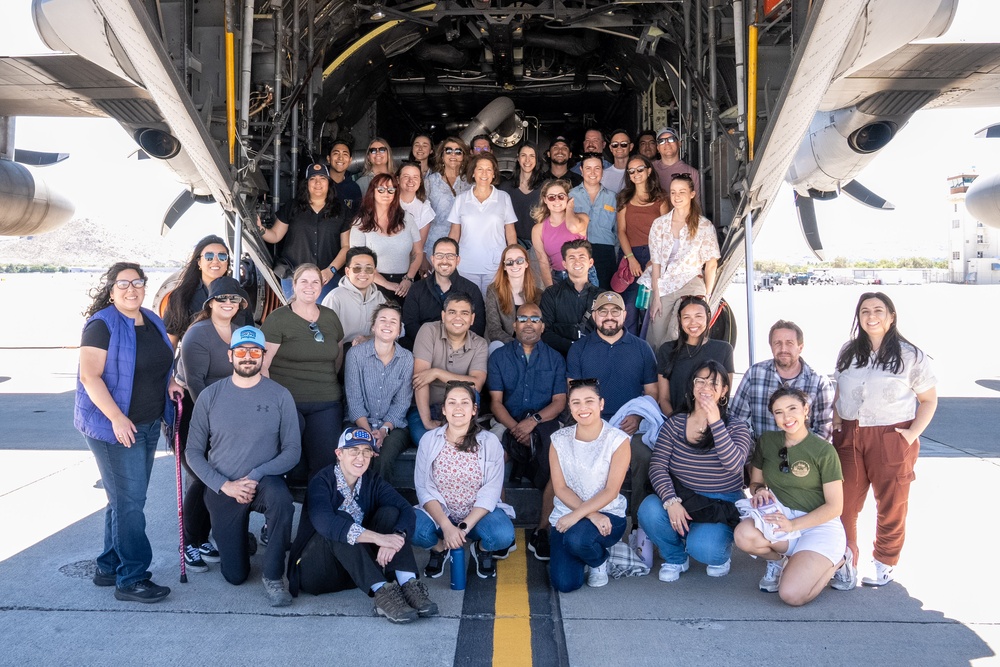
[431,136,469,177]
[291,173,342,218]
[835,292,920,374]
[678,359,731,450]
[659,296,713,377]
[668,173,702,238]
[85,262,147,318]
[443,382,482,453]
[511,143,544,190]
[616,155,664,210]
[407,133,435,171]
[163,235,229,336]
[354,173,405,235]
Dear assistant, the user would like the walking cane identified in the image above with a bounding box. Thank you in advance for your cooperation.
[173,396,187,583]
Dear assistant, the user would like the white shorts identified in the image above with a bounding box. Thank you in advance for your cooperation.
[783,509,847,566]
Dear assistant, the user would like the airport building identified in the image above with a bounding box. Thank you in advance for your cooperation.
[948,173,1000,284]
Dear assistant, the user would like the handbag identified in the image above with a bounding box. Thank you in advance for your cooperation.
[610,255,636,292]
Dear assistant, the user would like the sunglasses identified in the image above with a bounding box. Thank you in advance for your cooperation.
[609,141,629,149]
[515,315,541,323]
[114,278,147,290]
[375,186,397,194]
[232,347,263,359]
[672,172,692,180]
[778,446,790,474]
[213,295,243,303]
[308,321,325,343]
[432,252,458,260]
[627,166,647,175]
[504,257,526,267]
[545,193,568,202]
[203,252,229,262]
[350,265,376,274]
[444,147,464,156]
[568,377,600,390]
[657,137,678,144]
[369,146,388,154]
[341,446,376,459]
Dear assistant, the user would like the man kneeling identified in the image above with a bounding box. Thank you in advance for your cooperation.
[186,326,300,607]
[289,427,438,624]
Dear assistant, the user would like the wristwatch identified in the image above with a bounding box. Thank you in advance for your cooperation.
[383,424,392,434]
[458,522,468,532]
[531,413,543,423]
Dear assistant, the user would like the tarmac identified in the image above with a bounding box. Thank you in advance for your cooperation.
[2,280,1000,666]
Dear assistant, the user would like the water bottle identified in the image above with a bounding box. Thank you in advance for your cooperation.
[450,547,467,590]
[636,527,654,569]
[635,284,651,310]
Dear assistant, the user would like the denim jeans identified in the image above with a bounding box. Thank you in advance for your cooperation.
[412,507,515,552]
[85,420,161,588]
[619,245,650,335]
[637,490,743,566]
[549,512,627,593]
[406,404,442,449]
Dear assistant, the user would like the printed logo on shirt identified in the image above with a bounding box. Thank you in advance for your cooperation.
[791,460,811,477]
[257,405,270,412]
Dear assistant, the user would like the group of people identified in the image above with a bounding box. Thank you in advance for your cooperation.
[74,123,936,616]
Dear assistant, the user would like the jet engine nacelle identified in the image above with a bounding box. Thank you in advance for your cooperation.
[0,160,74,236]
[965,172,1000,231]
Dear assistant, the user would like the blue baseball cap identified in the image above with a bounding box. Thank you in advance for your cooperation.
[338,427,379,453]
[230,326,266,349]
[306,163,331,179]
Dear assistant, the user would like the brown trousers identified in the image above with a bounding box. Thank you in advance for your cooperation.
[833,419,918,567]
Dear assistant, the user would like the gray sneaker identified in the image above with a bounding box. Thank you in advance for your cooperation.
[401,579,439,617]
[830,549,857,591]
[262,576,292,607]
[374,582,418,624]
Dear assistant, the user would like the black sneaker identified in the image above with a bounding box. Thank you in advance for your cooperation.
[493,540,517,560]
[528,529,551,561]
[472,541,496,579]
[183,544,209,573]
[373,582,418,624]
[424,549,447,578]
[248,532,258,556]
[92,569,116,587]
[114,579,171,603]
[259,523,269,547]
[198,542,221,563]
[400,579,439,617]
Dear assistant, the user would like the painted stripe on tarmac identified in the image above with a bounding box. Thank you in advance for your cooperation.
[493,530,532,666]
[453,546,495,667]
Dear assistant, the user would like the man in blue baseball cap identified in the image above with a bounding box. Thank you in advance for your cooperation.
[651,127,701,196]
[186,326,301,607]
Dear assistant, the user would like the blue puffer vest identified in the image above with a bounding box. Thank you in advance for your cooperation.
[74,305,175,443]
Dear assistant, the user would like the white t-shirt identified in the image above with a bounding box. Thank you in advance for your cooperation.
[549,422,628,526]
[349,218,421,274]
[446,186,517,275]
[834,342,936,426]
[602,166,626,193]
[400,197,436,231]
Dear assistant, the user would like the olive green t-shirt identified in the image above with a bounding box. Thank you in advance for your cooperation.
[751,431,842,513]
[260,305,344,402]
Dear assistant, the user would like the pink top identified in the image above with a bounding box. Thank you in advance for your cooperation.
[432,442,484,523]
[541,217,586,272]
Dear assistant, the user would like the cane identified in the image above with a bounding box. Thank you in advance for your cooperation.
[173,396,187,583]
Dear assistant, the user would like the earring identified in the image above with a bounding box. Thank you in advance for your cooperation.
[109,297,114,303]
[719,395,729,406]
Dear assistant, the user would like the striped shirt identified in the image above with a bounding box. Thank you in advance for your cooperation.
[344,339,413,430]
[729,357,835,441]
[648,413,753,502]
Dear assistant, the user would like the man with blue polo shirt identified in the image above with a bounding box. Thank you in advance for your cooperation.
[488,303,567,561]
[570,154,618,289]
[566,292,658,524]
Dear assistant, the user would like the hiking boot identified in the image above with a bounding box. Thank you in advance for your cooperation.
[528,529,551,561]
[198,542,221,563]
[247,532,258,556]
[862,559,895,587]
[587,561,609,588]
[114,579,170,603]
[493,540,517,560]
[183,544,209,573]
[374,582,418,624]
[706,559,731,578]
[425,549,447,578]
[831,549,857,591]
[472,541,496,579]
[262,576,292,607]
[92,569,116,587]
[401,579,439,617]
[658,558,690,582]
[759,557,786,593]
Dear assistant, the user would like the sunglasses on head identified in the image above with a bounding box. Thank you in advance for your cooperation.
[213,295,243,303]
[672,172,692,180]
[515,315,541,323]
[203,252,229,262]
[232,347,263,359]
[627,166,647,175]
[657,136,678,144]
[308,321,325,343]
[369,146,388,154]
[778,446,790,474]
[504,257,526,267]
[444,147,464,156]
[114,278,147,290]
[568,377,600,390]
[545,193,567,202]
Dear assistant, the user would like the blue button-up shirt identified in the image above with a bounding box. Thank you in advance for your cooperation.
[487,340,567,419]
[570,184,618,247]
[567,331,657,418]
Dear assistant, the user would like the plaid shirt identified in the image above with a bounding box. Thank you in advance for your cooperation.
[334,464,366,545]
[730,357,835,441]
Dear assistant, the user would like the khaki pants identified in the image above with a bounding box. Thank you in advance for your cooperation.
[645,275,707,353]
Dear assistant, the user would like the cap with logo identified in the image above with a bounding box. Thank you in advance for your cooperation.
[230,326,266,349]
[548,135,570,150]
[306,163,331,180]
[337,426,379,453]
[591,291,626,311]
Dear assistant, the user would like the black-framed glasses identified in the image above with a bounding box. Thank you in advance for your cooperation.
[515,315,541,323]
[114,278,147,290]
[778,447,790,474]
[308,321,325,343]
[350,265,376,274]
[203,251,229,262]
[568,378,600,390]
[432,252,458,260]
[627,166,647,175]
[657,137,678,144]
[545,193,567,202]
[504,257,526,267]
[444,147,464,156]
[609,141,629,149]
[369,146,388,154]
[375,186,397,194]
[232,347,263,359]
[213,294,243,303]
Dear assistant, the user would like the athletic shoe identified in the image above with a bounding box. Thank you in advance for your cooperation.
[527,529,551,561]
[198,542,221,563]
[658,558,690,582]
[247,532,258,556]
[262,575,292,607]
[92,569,116,587]
[424,549,447,578]
[401,579,439,617]
[759,557,786,593]
[831,549,858,591]
[183,544,209,573]
[492,540,517,560]
[706,559,731,578]
[472,541,496,579]
[862,559,895,587]
[374,582,418,624]
[587,561,609,588]
[259,523,269,547]
[114,579,170,603]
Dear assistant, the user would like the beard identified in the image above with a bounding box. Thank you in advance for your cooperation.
[598,321,622,337]
[234,361,262,378]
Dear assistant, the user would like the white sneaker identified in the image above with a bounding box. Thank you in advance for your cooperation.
[758,557,785,593]
[862,559,895,587]
[830,549,857,591]
[657,558,690,582]
[587,561,609,588]
[706,559,731,577]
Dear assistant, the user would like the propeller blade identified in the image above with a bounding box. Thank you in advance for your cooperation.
[794,192,826,261]
[13,149,69,166]
[843,180,895,210]
[161,190,214,235]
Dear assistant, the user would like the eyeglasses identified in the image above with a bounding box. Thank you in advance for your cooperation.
[693,377,721,388]
[627,166,647,175]
[213,295,243,303]
[568,378,601,390]
[432,252,458,260]
[114,278,147,290]
[341,446,376,459]
[473,146,490,153]
[232,347,263,359]
[203,252,229,262]
[778,447,790,474]
[609,141,629,149]
[375,186,397,194]
[504,257,526,267]
[672,172,692,180]
[308,321,325,343]
[545,193,567,202]
[444,147,464,156]
[369,146,388,154]
[515,315,541,323]
[657,137,678,144]
[350,265,376,274]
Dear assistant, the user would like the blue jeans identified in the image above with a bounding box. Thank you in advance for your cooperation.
[549,512,627,593]
[85,420,161,588]
[406,404,442,449]
[637,490,743,566]
[619,245,650,335]
[412,507,515,552]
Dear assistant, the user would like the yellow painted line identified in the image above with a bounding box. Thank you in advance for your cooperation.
[493,530,532,667]
[322,4,437,80]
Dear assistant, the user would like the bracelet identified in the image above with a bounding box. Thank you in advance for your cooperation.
[625,253,634,259]
[663,497,682,508]
[402,275,413,282]
[750,484,768,494]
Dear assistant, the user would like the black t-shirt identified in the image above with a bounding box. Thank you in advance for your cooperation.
[82,318,174,424]
[656,338,735,413]
[499,180,542,240]
[275,201,351,275]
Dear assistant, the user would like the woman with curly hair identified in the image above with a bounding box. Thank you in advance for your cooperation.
[424,137,471,259]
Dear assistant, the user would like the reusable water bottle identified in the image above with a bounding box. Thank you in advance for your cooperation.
[450,547,467,590]
[635,284,651,309]
[636,527,654,569]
